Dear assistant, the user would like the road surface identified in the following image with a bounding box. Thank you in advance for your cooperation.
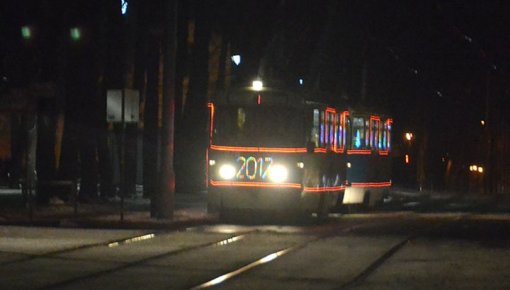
[1,212,510,289]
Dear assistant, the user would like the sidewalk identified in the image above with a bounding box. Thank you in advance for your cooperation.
[0,190,217,229]
[388,187,510,213]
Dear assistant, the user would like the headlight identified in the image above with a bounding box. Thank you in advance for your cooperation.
[219,164,236,180]
[268,164,288,183]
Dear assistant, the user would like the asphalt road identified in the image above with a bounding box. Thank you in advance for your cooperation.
[1,212,510,290]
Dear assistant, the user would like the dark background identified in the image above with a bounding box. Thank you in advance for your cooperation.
[1,0,509,202]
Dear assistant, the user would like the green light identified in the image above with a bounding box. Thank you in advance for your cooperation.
[70,27,81,41]
[21,26,31,39]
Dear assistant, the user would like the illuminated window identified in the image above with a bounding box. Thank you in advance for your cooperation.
[326,111,335,148]
[355,130,362,148]
[351,117,365,149]
[365,120,370,147]
[382,122,387,150]
[336,113,342,149]
[345,114,351,149]
[370,117,381,149]
[386,119,392,150]
[320,111,325,147]
[311,109,320,147]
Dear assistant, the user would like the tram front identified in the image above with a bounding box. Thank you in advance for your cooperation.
[206,90,311,221]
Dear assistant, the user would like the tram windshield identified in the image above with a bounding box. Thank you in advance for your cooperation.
[213,105,304,147]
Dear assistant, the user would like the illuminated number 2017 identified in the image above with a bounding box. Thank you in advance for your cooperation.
[259,157,272,179]
[236,156,272,180]
[245,157,257,180]
[236,157,246,179]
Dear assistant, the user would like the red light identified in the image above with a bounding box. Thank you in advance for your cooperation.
[347,149,372,155]
[257,94,261,105]
[210,145,307,153]
[313,148,327,153]
[351,181,391,188]
[303,185,346,193]
[333,148,345,153]
[207,102,215,145]
[210,180,301,189]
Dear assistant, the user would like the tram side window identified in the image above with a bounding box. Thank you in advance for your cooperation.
[351,117,366,149]
[345,116,351,149]
[311,109,320,147]
[320,110,325,147]
[382,121,388,150]
[386,119,392,150]
[365,119,369,148]
[336,113,342,149]
[370,118,381,149]
[327,111,335,149]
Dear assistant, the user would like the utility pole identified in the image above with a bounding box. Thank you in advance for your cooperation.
[484,69,492,194]
[156,0,178,218]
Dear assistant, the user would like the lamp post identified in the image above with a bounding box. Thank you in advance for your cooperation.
[404,132,413,165]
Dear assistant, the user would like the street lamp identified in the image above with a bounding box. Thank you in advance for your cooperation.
[21,26,32,39]
[405,132,413,142]
[231,55,241,66]
[70,27,81,41]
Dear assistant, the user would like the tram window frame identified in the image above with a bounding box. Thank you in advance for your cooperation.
[336,113,342,149]
[364,119,372,149]
[370,117,381,150]
[337,112,349,150]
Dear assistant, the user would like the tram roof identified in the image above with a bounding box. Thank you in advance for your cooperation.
[211,86,347,111]
[347,105,391,119]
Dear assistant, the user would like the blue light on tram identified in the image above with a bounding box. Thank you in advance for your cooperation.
[121,0,128,15]
[320,124,324,145]
[354,130,361,148]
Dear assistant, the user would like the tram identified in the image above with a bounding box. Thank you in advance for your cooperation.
[206,81,392,220]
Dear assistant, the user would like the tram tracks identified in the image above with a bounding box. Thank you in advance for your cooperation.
[3,214,459,290]
[187,214,455,290]
[186,219,391,290]
[33,228,257,290]
[0,230,166,267]
[335,213,468,290]
[30,221,366,290]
